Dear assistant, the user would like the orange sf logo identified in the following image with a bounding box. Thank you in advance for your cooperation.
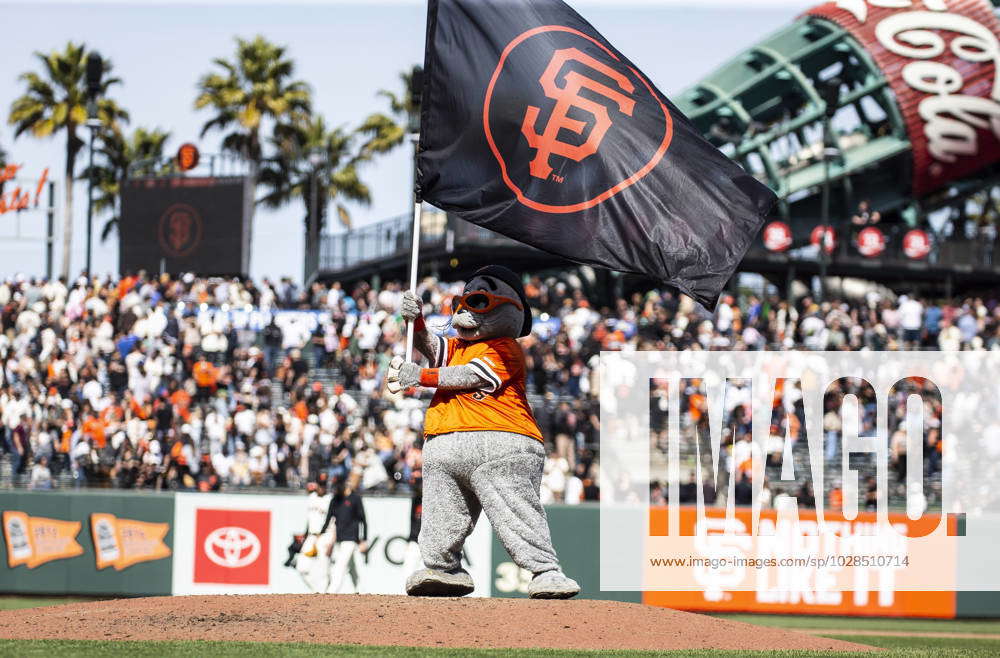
[169,211,192,252]
[522,48,636,180]
[158,203,203,258]
[484,26,673,214]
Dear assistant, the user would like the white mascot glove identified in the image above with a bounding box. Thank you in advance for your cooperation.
[386,355,422,394]
[400,291,423,323]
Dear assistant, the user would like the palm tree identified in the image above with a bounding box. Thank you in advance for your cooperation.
[258,115,371,234]
[0,141,7,197]
[82,126,170,242]
[194,35,311,169]
[357,66,422,157]
[8,42,129,278]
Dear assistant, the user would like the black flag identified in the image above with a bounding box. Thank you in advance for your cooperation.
[417,0,777,307]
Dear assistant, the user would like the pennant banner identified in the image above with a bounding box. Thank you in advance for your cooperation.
[90,513,172,571]
[417,0,777,306]
[3,510,84,569]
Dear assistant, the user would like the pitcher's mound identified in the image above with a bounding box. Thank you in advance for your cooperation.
[0,594,873,651]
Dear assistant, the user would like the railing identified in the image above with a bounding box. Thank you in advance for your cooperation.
[319,213,411,272]
[748,231,1000,274]
[126,151,251,180]
[318,209,525,273]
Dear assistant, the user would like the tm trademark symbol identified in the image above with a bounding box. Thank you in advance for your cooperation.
[550,174,565,183]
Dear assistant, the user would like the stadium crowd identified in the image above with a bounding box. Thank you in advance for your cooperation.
[0,271,996,505]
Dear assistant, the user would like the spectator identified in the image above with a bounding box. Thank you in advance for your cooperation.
[850,200,881,226]
[0,270,985,510]
[734,473,752,506]
[192,355,218,403]
[541,449,570,504]
[11,413,30,475]
[29,455,52,489]
[898,295,923,348]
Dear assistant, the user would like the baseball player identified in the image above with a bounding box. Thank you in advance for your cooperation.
[321,477,369,594]
[297,480,335,591]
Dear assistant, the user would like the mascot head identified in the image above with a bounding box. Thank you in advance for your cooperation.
[452,265,532,342]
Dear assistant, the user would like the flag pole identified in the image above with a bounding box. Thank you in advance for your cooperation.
[406,4,431,362]
[405,131,421,362]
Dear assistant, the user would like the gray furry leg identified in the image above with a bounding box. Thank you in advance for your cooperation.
[418,436,482,573]
[468,432,561,575]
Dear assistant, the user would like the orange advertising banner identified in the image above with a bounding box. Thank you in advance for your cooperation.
[643,507,957,618]
[2,510,84,569]
[644,588,955,618]
[90,513,171,571]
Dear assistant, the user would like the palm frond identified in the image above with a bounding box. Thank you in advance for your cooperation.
[195,35,313,168]
[9,43,127,141]
[99,216,119,242]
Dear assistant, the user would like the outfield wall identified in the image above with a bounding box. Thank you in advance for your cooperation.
[0,490,490,598]
[0,491,173,596]
[0,492,993,617]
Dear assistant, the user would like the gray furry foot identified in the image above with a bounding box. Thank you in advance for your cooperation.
[405,568,475,597]
[527,570,580,599]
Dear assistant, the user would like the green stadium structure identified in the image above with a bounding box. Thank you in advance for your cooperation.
[314,0,1000,298]
[674,0,1000,292]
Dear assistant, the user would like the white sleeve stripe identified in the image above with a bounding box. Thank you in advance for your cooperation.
[468,361,498,392]
[435,336,447,367]
[469,358,502,392]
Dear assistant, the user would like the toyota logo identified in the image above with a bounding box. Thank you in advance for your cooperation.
[203,526,261,568]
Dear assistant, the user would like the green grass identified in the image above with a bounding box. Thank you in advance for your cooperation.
[0,596,99,611]
[824,634,1000,655]
[716,614,1000,634]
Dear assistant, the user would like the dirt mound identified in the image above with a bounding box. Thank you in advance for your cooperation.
[0,595,874,651]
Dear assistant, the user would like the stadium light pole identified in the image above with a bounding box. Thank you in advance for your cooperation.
[818,77,841,303]
[306,147,324,284]
[84,52,103,278]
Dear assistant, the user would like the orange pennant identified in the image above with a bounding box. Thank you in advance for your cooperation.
[90,513,171,571]
[3,510,84,568]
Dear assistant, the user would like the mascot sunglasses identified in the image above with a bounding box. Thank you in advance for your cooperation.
[454,291,523,314]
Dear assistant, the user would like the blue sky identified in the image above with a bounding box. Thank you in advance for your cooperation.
[0,0,814,282]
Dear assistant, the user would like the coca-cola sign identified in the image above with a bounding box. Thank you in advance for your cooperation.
[903,228,932,258]
[809,0,1000,196]
[810,225,837,253]
[763,221,793,252]
[856,226,887,257]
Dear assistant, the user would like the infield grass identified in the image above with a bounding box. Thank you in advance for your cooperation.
[0,596,99,611]
[0,639,999,657]
[824,635,1000,652]
[716,613,1000,634]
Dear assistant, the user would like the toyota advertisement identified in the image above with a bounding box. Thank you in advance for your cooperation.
[170,493,492,596]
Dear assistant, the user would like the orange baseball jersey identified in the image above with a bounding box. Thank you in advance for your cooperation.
[422,336,542,441]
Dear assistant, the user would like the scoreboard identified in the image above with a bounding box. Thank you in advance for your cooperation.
[120,176,252,277]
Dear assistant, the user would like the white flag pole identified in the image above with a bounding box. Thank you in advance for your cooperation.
[405,200,421,361]
[405,132,421,362]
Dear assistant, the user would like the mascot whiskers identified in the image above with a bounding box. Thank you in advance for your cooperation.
[386,265,580,599]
